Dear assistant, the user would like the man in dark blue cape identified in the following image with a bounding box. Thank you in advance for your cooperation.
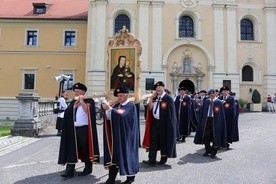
[218,86,238,149]
[102,86,139,184]
[175,86,191,142]
[194,89,227,158]
[230,92,240,143]
[58,82,100,178]
[142,81,177,166]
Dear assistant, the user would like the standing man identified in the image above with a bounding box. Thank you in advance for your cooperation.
[194,89,227,158]
[56,90,68,136]
[218,86,238,149]
[175,86,191,142]
[142,81,177,166]
[58,82,100,178]
[102,86,139,184]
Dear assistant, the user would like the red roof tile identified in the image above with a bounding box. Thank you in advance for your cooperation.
[0,0,88,20]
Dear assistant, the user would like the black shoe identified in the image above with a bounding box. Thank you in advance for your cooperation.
[78,170,92,176]
[210,148,218,159]
[181,136,186,142]
[202,151,211,156]
[105,178,115,184]
[210,154,217,159]
[121,176,135,184]
[157,157,167,165]
[60,172,74,178]
[143,160,156,167]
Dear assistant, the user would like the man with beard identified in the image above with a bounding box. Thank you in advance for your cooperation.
[58,82,100,178]
[142,81,177,166]
[102,86,139,184]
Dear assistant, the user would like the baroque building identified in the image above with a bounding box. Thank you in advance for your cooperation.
[86,0,276,102]
[0,0,276,119]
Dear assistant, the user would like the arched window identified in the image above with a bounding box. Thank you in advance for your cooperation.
[240,19,254,40]
[242,65,253,81]
[179,16,194,37]
[114,14,130,35]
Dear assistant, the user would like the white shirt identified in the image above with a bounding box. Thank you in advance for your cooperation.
[57,97,67,118]
[153,92,166,120]
[74,105,88,127]
[207,97,217,117]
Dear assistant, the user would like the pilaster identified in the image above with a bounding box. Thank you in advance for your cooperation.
[213,3,225,73]
[151,1,164,71]
[138,1,150,71]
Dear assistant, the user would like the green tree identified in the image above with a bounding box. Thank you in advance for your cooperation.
[251,89,261,103]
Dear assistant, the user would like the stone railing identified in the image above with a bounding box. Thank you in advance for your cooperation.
[12,93,58,137]
[38,101,56,117]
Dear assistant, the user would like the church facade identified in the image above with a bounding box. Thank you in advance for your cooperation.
[86,0,276,102]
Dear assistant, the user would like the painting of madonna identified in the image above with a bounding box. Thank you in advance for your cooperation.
[110,55,135,91]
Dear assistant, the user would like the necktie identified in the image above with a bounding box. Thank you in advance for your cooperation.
[154,97,161,114]
[208,99,213,117]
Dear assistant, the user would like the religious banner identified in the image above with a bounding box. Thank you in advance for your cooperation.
[106,26,142,103]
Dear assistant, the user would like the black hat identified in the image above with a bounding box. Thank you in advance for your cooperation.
[230,92,236,96]
[154,81,165,90]
[208,89,215,95]
[178,86,187,92]
[199,90,207,94]
[113,86,129,97]
[73,82,87,92]
[215,89,219,93]
[220,86,230,92]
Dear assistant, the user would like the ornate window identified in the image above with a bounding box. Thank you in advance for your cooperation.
[114,14,130,35]
[179,16,194,37]
[242,65,253,81]
[240,19,254,41]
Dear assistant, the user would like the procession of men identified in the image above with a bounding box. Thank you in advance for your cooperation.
[57,81,239,184]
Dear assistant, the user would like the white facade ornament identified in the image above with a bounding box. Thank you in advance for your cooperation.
[180,0,198,9]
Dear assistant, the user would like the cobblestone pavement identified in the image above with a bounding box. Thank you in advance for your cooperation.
[0,112,276,184]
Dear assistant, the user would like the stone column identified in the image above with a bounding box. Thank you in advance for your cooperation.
[138,1,150,71]
[151,1,164,71]
[213,3,225,73]
[226,4,238,73]
[264,6,276,74]
[12,93,41,137]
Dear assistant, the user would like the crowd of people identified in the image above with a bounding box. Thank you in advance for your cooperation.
[56,81,240,184]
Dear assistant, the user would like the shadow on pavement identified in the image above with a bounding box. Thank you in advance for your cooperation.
[14,171,101,184]
[177,148,222,165]
[138,162,172,173]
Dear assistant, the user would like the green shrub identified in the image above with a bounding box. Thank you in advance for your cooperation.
[239,98,248,108]
[251,89,261,103]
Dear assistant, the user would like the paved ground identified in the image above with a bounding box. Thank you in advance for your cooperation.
[0,112,276,184]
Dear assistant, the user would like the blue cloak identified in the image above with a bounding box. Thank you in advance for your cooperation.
[218,96,238,143]
[103,102,139,176]
[194,98,227,148]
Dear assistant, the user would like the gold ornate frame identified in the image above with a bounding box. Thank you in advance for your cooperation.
[106,27,142,103]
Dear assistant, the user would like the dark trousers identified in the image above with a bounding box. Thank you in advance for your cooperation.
[148,118,160,162]
[56,117,63,132]
[66,125,92,174]
[203,117,214,153]
[106,165,119,184]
